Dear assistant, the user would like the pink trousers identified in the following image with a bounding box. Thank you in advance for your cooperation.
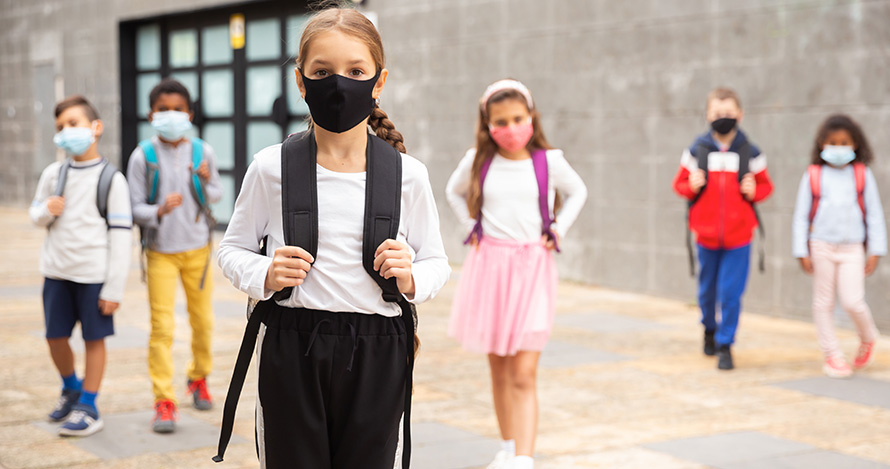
[810,240,879,359]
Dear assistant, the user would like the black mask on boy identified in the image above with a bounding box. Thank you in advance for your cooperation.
[710,117,737,135]
[300,70,381,133]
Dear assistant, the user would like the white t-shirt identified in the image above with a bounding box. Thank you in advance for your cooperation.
[29,158,133,302]
[445,148,588,242]
[218,143,450,317]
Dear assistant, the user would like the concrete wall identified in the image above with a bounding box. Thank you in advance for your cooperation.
[373,0,890,328]
[2,0,890,327]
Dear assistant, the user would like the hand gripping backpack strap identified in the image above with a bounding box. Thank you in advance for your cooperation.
[532,149,560,252]
[273,131,318,302]
[736,141,766,273]
[362,134,415,469]
[686,143,710,276]
[465,155,494,245]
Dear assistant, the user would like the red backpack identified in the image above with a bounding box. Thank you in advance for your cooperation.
[808,162,866,226]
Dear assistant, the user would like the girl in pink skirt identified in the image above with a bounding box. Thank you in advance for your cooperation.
[446,79,587,469]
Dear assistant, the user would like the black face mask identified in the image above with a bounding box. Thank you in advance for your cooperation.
[300,70,381,133]
[710,117,737,135]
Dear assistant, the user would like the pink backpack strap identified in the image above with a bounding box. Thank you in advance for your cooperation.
[532,149,560,252]
[853,162,866,218]
[807,164,821,225]
[464,156,494,245]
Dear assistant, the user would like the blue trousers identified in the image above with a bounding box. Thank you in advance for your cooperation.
[697,244,750,346]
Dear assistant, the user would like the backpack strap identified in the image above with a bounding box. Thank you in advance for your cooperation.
[96,161,118,227]
[532,149,560,252]
[274,131,319,302]
[854,162,867,218]
[138,140,160,205]
[465,155,494,245]
[189,137,208,208]
[686,144,711,276]
[808,164,822,225]
[54,161,69,197]
[363,133,404,302]
[736,141,766,273]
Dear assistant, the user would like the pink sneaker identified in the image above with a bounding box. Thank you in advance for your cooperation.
[823,356,853,379]
[853,342,876,371]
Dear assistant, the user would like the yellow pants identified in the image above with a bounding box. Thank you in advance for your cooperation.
[146,245,213,403]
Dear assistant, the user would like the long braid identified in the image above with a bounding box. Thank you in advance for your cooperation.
[368,105,406,153]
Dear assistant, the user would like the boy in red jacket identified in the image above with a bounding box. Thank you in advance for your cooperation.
[673,88,773,370]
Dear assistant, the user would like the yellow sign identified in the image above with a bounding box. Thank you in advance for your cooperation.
[230,14,245,50]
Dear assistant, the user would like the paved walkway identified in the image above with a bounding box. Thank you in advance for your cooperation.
[1,206,890,468]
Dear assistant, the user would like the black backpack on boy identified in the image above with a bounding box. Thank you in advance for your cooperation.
[214,130,417,468]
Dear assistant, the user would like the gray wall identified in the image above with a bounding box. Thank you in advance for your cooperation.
[2,0,890,327]
[373,0,890,328]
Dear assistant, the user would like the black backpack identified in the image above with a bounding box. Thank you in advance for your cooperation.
[49,160,119,228]
[685,142,765,276]
[214,131,417,468]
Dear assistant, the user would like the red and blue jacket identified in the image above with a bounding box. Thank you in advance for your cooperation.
[672,130,773,250]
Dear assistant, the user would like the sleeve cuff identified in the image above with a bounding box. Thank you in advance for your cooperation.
[246,256,275,300]
[406,264,431,304]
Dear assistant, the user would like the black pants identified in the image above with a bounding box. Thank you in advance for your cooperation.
[258,305,408,469]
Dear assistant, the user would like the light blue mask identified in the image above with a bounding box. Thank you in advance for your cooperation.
[53,125,95,155]
[151,111,192,141]
[820,145,856,167]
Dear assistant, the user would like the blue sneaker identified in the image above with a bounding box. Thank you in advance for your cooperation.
[48,388,81,422]
[58,403,104,437]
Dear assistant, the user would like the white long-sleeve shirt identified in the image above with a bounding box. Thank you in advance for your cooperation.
[446,148,588,242]
[218,143,451,317]
[30,158,133,302]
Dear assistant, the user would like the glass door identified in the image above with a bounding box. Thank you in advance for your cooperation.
[120,1,311,226]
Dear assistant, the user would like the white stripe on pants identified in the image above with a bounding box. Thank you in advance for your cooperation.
[810,240,879,359]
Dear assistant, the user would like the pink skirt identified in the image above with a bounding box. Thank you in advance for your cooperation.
[448,236,558,356]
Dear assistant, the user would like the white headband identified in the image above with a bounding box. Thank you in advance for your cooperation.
[479,79,534,113]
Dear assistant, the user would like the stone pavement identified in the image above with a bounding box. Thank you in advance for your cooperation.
[1,204,890,469]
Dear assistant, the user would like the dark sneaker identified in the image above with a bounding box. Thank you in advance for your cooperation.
[152,400,178,434]
[58,403,103,437]
[717,345,734,370]
[187,378,213,411]
[703,330,716,356]
[48,388,81,422]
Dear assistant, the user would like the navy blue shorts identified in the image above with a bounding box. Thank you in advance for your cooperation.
[43,278,114,341]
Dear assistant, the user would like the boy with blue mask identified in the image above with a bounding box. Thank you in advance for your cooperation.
[30,95,133,437]
[126,78,222,433]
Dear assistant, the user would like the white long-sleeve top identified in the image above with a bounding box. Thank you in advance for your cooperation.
[29,158,133,302]
[218,143,451,317]
[446,148,588,242]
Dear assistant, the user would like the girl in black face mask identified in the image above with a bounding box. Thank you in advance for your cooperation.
[214,7,450,468]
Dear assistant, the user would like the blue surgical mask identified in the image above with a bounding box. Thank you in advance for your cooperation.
[53,124,96,155]
[820,145,856,167]
[151,111,192,141]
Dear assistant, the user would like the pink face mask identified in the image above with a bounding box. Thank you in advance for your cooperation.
[489,120,534,153]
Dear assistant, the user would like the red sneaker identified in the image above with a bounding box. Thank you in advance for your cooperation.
[823,356,853,379]
[853,342,876,371]
[152,399,178,433]
[187,378,213,411]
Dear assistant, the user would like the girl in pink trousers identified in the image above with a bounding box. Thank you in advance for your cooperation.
[446,79,587,469]
[792,114,884,379]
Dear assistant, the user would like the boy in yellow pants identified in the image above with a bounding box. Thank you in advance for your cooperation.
[127,79,222,433]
